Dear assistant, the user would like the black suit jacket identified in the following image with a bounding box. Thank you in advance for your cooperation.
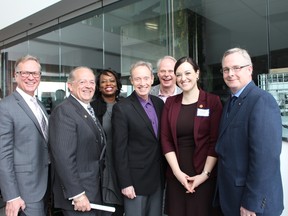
[112,91,165,195]
[49,95,105,210]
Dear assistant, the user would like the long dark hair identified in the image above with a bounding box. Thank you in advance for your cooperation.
[94,69,122,99]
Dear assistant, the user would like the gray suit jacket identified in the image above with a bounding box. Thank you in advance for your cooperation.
[0,91,49,202]
[49,95,105,210]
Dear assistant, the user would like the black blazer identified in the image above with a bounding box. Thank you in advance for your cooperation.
[112,91,165,195]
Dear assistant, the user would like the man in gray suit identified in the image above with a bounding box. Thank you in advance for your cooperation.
[150,56,181,102]
[49,67,105,216]
[0,55,49,216]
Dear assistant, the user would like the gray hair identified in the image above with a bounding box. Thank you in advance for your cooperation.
[156,56,176,71]
[130,61,153,77]
[15,55,41,72]
[222,47,252,66]
[67,66,95,83]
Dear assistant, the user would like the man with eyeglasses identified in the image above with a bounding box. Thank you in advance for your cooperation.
[215,48,284,216]
[0,55,50,216]
[49,66,106,216]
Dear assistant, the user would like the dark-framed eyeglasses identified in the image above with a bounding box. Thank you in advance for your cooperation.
[220,65,250,74]
[16,71,42,78]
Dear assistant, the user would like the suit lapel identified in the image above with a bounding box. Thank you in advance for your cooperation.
[150,95,163,139]
[67,96,98,132]
[13,92,44,137]
[170,94,182,146]
[219,82,255,138]
[194,90,206,144]
[130,92,157,138]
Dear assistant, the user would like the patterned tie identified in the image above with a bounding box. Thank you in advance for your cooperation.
[31,97,48,141]
[87,104,105,144]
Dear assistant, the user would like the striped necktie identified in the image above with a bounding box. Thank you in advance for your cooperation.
[87,105,105,144]
[31,97,48,141]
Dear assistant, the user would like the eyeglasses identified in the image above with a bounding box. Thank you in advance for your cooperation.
[220,65,250,74]
[16,71,41,78]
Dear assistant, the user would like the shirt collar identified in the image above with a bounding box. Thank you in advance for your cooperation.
[158,86,177,97]
[16,87,35,102]
[70,94,90,109]
[232,81,251,97]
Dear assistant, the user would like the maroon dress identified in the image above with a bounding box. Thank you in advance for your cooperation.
[165,103,221,216]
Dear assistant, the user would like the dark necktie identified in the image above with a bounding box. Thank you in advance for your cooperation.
[227,96,237,117]
[87,105,105,144]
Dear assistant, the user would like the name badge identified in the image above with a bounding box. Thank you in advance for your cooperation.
[197,108,209,117]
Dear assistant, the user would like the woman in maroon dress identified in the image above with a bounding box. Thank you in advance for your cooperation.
[161,57,223,216]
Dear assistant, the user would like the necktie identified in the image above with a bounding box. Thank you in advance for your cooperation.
[227,96,237,117]
[87,105,105,144]
[31,98,48,141]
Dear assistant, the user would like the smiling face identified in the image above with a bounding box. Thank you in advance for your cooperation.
[130,65,154,101]
[68,67,96,104]
[98,72,118,98]
[15,59,41,96]
[175,61,199,93]
[157,58,176,89]
[222,52,252,94]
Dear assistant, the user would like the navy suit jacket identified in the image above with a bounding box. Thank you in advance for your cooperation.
[215,81,284,215]
[112,91,165,195]
[161,90,222,178]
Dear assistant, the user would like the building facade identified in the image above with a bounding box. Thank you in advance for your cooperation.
[0,0,288,214]
[1,0,288,136]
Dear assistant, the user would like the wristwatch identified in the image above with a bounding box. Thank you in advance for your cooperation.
[202,170,211,177]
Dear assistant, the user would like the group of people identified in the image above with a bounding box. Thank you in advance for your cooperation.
[0,47,284,216]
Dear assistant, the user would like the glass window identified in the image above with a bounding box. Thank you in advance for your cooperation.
[1,0,288,140]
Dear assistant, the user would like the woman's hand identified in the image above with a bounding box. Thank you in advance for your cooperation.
[186,173,209,193]
[174,170,195,193]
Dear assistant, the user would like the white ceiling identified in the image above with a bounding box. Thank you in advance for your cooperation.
[0,0,112,43]
[0,0,61,30]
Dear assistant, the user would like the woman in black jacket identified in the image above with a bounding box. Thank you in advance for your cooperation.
[91,69,123,216]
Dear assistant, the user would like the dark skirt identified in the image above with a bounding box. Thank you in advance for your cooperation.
[165,144,221,216]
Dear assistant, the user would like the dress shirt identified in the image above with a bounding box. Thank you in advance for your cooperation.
[137,95,158,136]
[16,87,48,124]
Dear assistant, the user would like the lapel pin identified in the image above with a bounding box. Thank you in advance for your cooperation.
[199,104,203,108]
[84,115,88,118]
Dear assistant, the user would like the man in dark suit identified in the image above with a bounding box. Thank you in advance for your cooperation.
[0,55,49,216]
[215,48,284,216]
[49,66,105,216]
[112,61,165,216]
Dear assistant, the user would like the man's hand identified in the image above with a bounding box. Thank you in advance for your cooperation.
[5,197,25,216]
[240,206,256,216]
[121,186,136,199]
[73,194,91,212]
